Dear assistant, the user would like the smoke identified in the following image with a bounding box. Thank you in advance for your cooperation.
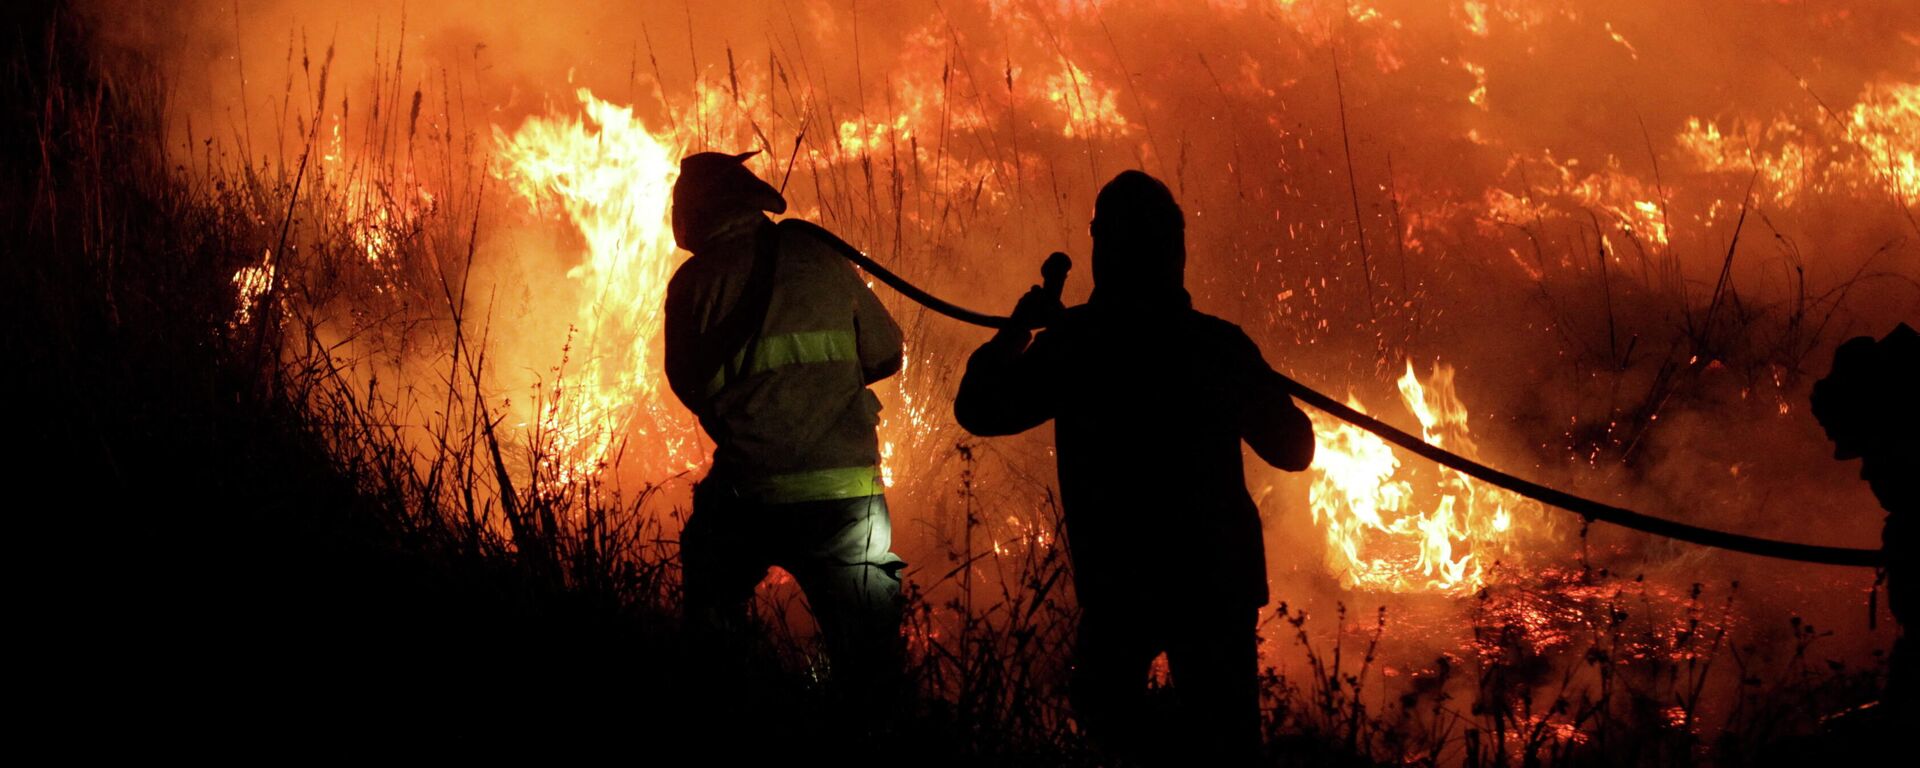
[79,0,1919,717]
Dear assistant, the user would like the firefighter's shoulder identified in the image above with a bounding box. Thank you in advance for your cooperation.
[1181,310,1268,360]
[1184,309,1255,342]
[765,218,859,278]
[665,248,717,300]
[772,217,846,256]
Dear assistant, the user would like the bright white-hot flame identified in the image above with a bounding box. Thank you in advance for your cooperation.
[494,88,695,486]
[1847,81,1920,205]
[1676,80,1920,207]
[1308,361,1541,593]
[1044,61,1129,138]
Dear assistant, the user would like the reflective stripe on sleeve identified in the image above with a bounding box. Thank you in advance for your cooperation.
[704,329,859,398]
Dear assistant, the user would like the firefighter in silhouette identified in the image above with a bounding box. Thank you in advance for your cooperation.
[954,170,1317,762]
[665,151,906,698]
[1811,322,1919,719]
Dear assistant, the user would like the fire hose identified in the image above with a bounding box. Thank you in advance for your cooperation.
[781,218,1884,569]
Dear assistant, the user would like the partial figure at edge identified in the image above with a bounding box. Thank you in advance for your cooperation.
[1812,322,1919,725]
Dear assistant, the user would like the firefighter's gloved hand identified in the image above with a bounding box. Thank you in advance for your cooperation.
[1010,285,1065,329]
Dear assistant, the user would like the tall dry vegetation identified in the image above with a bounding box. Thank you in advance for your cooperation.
[5,5,1898,763]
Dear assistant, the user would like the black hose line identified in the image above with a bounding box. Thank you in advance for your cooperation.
[785,219,1884,568]
[1278,386,1882,568]
[783,220,1025,330]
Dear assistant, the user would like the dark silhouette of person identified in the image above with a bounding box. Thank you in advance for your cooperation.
[664,150,907,701]
[953,170,1316,763]
[1811,322,1918,720]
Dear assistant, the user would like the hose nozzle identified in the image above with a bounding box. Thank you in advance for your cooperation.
[1041,251,1072,302]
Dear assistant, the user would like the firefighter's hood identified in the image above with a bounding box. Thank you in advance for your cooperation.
[673,150,787,251]
[1089,170,1191,311]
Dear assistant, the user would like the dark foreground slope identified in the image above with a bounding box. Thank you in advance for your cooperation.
[0,5,922,759]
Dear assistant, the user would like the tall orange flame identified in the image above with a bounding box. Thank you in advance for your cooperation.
[493,88,699,486]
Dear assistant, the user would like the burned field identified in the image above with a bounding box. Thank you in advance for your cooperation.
[8,0,1917,762]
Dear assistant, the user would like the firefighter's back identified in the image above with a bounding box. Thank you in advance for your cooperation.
[1042,304,1281,609]
[665,221,901,497]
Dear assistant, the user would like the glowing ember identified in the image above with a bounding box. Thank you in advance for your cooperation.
[229,249,275,329]
[1308,361,1542,594]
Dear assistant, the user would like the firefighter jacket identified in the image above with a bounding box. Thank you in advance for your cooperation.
[954,293,1316,613]
[665,214,904,503]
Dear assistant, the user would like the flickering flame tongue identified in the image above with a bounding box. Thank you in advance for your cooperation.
[1308,361,1533,594]
[493,88,697,485]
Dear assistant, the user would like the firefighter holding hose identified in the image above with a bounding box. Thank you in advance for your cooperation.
[664,151,907,702]
[954,170,1318,763]
[1812,322,1919,721]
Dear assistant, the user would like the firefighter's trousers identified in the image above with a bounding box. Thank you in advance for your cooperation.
[682,479,907,694]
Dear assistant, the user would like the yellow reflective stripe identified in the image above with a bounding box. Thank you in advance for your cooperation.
[704,329,859,397]
[738,465,885,504]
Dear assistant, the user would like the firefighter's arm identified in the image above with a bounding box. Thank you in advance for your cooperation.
[853,274,905,384]
[1234,332,1316,471]
[954,325,1059,437]
[662,272,706,415]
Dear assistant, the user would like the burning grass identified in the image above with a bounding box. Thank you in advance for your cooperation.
[15,0,1916,762]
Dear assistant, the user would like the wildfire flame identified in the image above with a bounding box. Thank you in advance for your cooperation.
[493,88,698,485]
[1678,81,1920,208]
[1308,361,1542,594]
[228,249,275,329]
[191,0,1915,607]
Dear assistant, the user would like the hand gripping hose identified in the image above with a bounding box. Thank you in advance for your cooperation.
[782,219,1884,568]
